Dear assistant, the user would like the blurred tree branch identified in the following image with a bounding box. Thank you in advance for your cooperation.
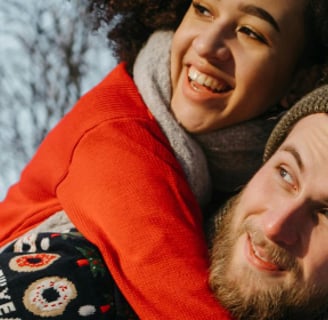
[0,0,115,198]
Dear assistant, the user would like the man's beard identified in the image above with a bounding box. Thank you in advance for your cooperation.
[209,194,328,320]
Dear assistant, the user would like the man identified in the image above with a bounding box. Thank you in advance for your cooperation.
[209,84,328,320]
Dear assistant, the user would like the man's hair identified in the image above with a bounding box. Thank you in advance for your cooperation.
[87,0,328,70]
[263,84,328,161]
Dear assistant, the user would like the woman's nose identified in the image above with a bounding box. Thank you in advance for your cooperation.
[261,201,307,247]
[192,21,232,62]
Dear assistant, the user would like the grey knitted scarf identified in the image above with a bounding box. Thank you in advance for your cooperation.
[133,31,211,206]
[133,31,282,205]
[5,31,285,246]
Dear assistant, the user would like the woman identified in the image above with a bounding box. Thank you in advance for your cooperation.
[0,0,327,319]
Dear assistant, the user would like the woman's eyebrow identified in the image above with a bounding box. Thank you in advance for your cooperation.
[239,4,280,33]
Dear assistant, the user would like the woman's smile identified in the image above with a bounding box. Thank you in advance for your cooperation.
[170,0,305,133]
[188,66,232,93]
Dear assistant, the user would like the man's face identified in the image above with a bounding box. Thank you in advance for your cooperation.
[210,113,328,320]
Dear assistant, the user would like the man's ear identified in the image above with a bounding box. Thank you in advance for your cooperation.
[280,64,328,109]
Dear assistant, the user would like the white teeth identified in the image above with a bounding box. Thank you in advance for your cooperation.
[197,73,207,84]
[251,240,271,263]
[188,66,229,92]
[254,248,269,262]
[204,77,214,87]
[189,67,198,81]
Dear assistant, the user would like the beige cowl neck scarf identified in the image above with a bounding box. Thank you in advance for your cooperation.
[133,31,282,206]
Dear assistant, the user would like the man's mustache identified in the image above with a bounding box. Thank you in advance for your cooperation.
[243,220,300,273]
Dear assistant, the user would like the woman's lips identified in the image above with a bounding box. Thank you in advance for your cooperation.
[188,66,232,93]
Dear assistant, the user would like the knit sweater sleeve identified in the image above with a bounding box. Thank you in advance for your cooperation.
[0,64,233,319]
[56,116,232,319]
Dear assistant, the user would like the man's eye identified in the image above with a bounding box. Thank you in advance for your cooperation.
[279,167,294,185]
[192,1,212,18]
[236,26,268,44]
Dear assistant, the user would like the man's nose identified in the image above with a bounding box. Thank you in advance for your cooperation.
[192,20,232,62]
[261,201,307,247]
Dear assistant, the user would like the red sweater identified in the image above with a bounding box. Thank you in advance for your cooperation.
[0,63,232,319]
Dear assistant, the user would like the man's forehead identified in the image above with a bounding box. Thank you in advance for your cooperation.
[285,113,328,141]
[279,113,328,188]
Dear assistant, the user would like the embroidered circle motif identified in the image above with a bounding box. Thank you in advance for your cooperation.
[9,253,60,272]
[13,233,37,253]
[23,277,77,317]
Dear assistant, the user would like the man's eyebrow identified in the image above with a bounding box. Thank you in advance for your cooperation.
[239,4,280,33]
[281,145,304,171]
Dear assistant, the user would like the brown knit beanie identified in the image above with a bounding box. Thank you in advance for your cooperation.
[263,85,328,162]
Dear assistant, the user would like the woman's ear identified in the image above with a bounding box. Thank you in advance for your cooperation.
[280,64,328,109]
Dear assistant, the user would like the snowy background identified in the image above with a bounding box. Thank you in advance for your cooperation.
[0,0,116,199]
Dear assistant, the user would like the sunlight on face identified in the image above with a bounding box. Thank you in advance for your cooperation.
[210,114,328,319]
[170,0,307,133]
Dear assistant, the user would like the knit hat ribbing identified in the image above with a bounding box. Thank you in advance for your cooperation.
[263,85,328,162]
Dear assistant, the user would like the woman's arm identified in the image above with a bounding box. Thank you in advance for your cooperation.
[57,118,232,320]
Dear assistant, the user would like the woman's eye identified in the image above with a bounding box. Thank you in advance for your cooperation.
[192,2,212,18]
[319,208,328,219]
[236,26,268,44]
[279,167,294,185]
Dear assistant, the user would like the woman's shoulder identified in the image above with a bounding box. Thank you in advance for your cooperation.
[75,63,149,121]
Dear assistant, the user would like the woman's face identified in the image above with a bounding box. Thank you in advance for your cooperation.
[170,0,307,133]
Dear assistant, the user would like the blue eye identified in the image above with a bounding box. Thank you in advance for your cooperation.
[236,26,268,44]
[279,167,294,185]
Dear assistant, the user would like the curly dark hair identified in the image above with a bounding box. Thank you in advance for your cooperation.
[87,0,190,68]
[303,0,328,67]
[87,0,328,70]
